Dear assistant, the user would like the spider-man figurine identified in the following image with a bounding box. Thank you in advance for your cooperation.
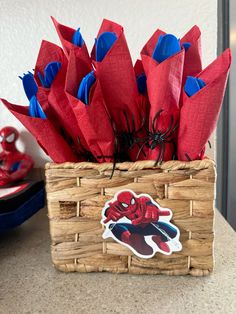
[103,190,179,257]
[0,126,34,187]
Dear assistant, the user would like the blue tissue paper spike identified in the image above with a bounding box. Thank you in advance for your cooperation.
[19,72,38,101]
[152,34,181,63]
[136,73,147,95]
[184,76,206,97]
[77,71,96,105]
[37,61,61,88]
[29,96,47,119]
[95,32,118,62]
[182,42,191,51]
[72,28,84,47]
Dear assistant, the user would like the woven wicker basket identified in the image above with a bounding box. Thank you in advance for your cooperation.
[45,159,216,276]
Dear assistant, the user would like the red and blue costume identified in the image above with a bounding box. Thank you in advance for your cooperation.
[0,126,34,187]
[103,191,177,256]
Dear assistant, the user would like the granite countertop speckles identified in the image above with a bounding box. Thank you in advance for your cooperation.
[0,208,236,314]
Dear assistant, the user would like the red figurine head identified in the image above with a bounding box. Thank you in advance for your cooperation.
[0,126,34,187]
[0,126,19,152]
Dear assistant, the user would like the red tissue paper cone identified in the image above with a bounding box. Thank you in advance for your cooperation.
[134,59,150,114]
[65,50,115,162]
[134,59,148,98]
[122,94,149,161]
[35,87,51,116]
[51,16,90,63]
[141,30,185,162]
[134,59,145,78]
[141,29,166,75]
[34,40,66,89]
[177,48,231,161]
[1,99,78,163]
[180,25,202,106]
[181,25,202,82]
[91,19,141,134]
[34,40,88,155]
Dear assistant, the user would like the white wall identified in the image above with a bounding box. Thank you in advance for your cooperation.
[0,0,217,167]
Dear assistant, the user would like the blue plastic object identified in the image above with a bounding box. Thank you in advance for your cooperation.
[184,76,206,97]
[72,27,84,47]
[19,72,38,101]
[29,96,47,119]
[37,61,61,88]
[182,42,191,51]
[136,73,147,95]
[0,188,45,231]
[77,71,96,105]
[10,162,21,172]
[95,32,118,62]
[152,34,181,63]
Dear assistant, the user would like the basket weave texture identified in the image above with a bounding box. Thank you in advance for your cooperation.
[45,159,216,276]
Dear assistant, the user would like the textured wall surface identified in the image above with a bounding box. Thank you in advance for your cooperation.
[0,0,217,166]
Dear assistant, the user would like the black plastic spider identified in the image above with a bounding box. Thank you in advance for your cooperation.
[120,111,146,149]
[135,109,178,165]
[97,110,147,178]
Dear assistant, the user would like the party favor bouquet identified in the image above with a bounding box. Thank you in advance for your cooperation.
[1,17,231,275]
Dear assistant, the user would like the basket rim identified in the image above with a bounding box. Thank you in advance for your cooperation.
[45,158,215,172]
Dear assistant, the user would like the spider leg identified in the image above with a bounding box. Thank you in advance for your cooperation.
[110,118,119,142]
[161,141,166,163]
[162,115,174,138]
[135,139,149,161]
[185,153,191,161]
[77,137,89,155]
[152,109,163,133]
[164,123,179,140]
[131,113,135,133]
[110,136,119,179]
[135,142,147,158]
[123,110,131,134]
[134,136,149,144]
[154,142,162,166]
[77,137,84,153]
[171,139,177,160]
[145,124,150,134]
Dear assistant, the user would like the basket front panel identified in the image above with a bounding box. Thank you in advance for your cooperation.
[46,161,215,276]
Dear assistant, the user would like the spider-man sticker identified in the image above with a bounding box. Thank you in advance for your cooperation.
[101,190,182,259]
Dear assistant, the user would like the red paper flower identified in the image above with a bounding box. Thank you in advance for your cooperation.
[34,40,88,156]
[65,50,115,162]
[141,30,185,163]
[1,99,78,163]
[177,48,231,161]
[51,16,90,63]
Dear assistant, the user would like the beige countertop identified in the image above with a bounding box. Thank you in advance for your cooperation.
[0,208,236,314]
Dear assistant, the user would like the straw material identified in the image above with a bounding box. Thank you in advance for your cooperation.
[45,159,216,276]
